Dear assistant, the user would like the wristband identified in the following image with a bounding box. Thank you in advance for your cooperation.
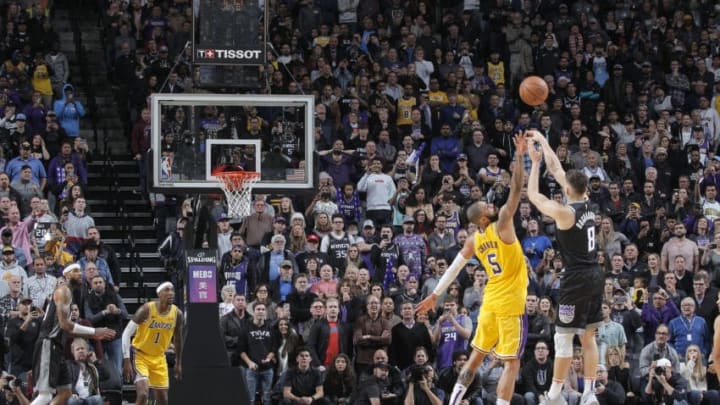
[72,323,96,336]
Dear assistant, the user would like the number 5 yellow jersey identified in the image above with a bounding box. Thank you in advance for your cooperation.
[132,301,178,357]
[473,223,528,316]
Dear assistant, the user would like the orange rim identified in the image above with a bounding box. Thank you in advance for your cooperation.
[214,171,260,191]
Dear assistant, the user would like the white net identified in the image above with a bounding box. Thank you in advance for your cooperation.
[215,172,261,219]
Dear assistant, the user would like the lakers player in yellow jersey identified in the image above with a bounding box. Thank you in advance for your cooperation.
[122,282,184,405]
[417,133,529,405]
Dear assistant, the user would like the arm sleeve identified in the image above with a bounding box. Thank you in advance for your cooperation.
[122,321,138,359]
[356,173,369,192]
[117,297,129,319]
[102,262,115,286]
[432,253,470,295]
[638,348,651,376]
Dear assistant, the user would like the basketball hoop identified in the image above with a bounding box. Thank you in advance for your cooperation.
[214,171,261,219]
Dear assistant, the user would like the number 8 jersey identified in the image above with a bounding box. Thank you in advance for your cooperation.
[473,223,528,316]
[132,301,178,356]
[555,201,598,271]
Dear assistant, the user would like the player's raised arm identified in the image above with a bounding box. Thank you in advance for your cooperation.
[526,140,574,228]
[496,133,527,244]
[526,130,568,190]
[415,235,475,315]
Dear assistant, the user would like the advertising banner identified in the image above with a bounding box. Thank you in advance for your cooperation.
[194,0,265,65]
[186,250,217,304]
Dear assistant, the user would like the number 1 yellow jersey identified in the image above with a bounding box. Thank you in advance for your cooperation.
[473,223,528,316]
[132,301,178,357]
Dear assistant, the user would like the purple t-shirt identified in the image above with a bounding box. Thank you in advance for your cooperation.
[436,315,471,369]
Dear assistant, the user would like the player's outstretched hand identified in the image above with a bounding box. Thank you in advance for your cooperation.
[94,327,116,340]
[415,293,438,316]
[528,140,543,164]
[513,132,528,157]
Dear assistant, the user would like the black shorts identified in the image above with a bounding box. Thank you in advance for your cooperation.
[32,338,71,392]
[556,266,604,331]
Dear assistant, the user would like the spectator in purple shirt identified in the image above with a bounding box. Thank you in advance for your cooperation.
[641,288,680,345]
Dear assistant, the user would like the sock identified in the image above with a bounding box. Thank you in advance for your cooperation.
[497,399,510,405]
[548,379,564,399]
[584,378,596,395]
[448,383,468,405]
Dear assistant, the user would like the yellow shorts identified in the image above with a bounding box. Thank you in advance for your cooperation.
[470,309,528,359]
[131,348,169,389]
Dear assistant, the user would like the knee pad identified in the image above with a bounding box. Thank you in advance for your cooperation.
[30,392,52,405]
[554,332,574,358]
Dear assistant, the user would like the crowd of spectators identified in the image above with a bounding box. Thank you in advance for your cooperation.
[0,1,134,404]
[102,0,720,404]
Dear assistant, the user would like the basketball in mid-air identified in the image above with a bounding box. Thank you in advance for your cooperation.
[519,76,549,106]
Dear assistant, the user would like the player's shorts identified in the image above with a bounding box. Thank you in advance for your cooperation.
[33,338,71,392]
[556,266,604,331]
[471,309,528,359]
[131,347,169,389]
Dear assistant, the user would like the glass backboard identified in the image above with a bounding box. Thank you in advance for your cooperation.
[150,94,315,193]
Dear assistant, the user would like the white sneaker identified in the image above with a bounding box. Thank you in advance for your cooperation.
[540,393,567,405]
[580,392,599,405]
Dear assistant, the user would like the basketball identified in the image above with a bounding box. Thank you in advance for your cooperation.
[519,76,549,106]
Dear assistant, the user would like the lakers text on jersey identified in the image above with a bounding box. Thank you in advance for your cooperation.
[473,223,528,315]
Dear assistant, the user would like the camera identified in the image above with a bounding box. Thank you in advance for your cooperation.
[613,296,625,304]
[655,366,665,376]
[2,375,19,391]
[409,365,425,383]
[709,244,717,249]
